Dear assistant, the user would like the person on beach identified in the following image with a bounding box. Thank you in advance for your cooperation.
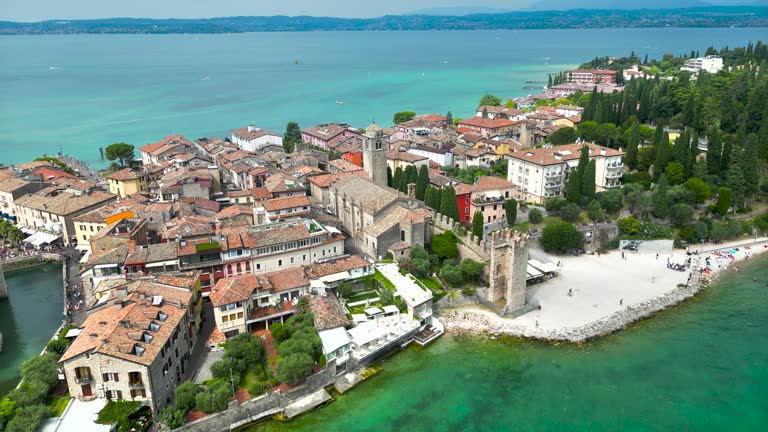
[652,277,655,284]
[568,288,573,296]
[620,299,623,305]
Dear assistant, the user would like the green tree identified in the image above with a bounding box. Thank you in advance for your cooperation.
[160,406,187,430]
[393,167,403,191]
[581,159,596,202]
[104,143,135,167]
[0,398,16,431]
[283,121,301,153]
[547,127,576,145]
[716,187,733,216]
[683,177,711,204]
[664,162,685,185]
[445,111,453,126]
[706,126,722,176]
[560,203,581,223]
[654,132,670,178]
[276,353,315,385]
[544,197,568,213]
[528,208,543,224]
[596,189,624,213]
[173,381,199,412]
[618,217,641,236]
[5,404,49,432]
[386,166,393,187]
[439,263,464,287]
[481,107,489,118]
[471,210,484,239]
[439,186,460,221]
[460,259,485,282]
[416,165,429,201]
[741,134,759,198]
[725,154,746,209]
[653,173,670,219]
[565,170,582,204]
[586,200,605,222]
[424,187,435,209]
[540,222,583,254]
[431,230,458,260]
[270,322,290,343]
[504,198,517,226]
[670,203,694,227]
[393,111,416,124]
[626,121,640,169]
[478,93,502,107]
[433,188,443,211]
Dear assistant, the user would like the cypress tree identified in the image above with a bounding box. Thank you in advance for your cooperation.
[653,173,670,219]
[440,186,460,221]
[576,144,590,181]
[472,210,484,239]
[672,129,689,165]
[581,159,597,202]
[626,121,640,169]
[386,166,393,188]
[654,122,665,147]
[707,126,722,176]
[401,165,417,193]
[505,198,517,226]
[725,147,746,209]
[685,130,699,179]
[683,94,695,127]
[566,170,582,204]
[416,165,429,201]
[433,188,443,211]
[758,105,768,160]
[741,133,759,198]
[654,132,670,178]
[721,136,733,179]
[424,187,435,209]
[393,167,403,191]
[445,111,453,127]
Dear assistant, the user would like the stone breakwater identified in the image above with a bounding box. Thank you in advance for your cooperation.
[439,276,709,344]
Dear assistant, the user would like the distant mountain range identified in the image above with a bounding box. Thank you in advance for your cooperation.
[410,1,757,15]
[1,6,766,35]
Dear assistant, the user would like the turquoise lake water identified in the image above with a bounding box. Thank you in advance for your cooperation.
[0,28,764,166]
[0,263,64,396]
[250,256,768,431]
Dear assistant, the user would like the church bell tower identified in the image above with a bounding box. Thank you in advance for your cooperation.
[362,123,388,188]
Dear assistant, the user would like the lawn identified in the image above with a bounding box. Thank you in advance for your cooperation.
[48,392,71,417]
[373,269,395,291]
[420,276,442,292]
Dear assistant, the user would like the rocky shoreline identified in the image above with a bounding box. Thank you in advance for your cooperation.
[439,273,709,343]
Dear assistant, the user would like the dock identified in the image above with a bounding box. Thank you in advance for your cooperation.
[283,389,332,419]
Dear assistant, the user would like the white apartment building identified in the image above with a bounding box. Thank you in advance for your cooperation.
[506,143,625,204]
[230,125,283,152]
[681,56,724,74]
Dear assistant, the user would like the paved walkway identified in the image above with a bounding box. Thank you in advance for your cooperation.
[184,302,216,383]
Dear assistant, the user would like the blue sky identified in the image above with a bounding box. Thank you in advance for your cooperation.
[0,0,748,22]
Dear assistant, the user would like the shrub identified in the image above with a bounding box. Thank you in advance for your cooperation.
[268,377,280,387]
[618,217,640,236]
[544,197,568,213]
[460,259,484,282]
[5,404,49,432]
[195,381,231,414]
[540,222,583,254]
[560,203,581,223]
[270,323,290,343]
[173,381,199,412]
[431,230,458,260]
[223,333,265,375]
[160,406,187,430]
[596,189,624,213]
[249,381,269,396]
[528,208,543,224]
[586,200,605,222]
[439,264,464,288]
[96,400,142,430]
[45,339,69,355]
[670,204,694,227]
[461,288,476,297]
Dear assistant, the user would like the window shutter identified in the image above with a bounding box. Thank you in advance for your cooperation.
[117,390,123,400]
[102,373,108,382]
[114,373,119,382]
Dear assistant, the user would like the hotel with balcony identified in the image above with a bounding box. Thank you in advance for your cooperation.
[505,143,625,204]
[455,176,516,224]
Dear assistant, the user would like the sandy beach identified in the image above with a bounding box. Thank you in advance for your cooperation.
[439,237,768,343]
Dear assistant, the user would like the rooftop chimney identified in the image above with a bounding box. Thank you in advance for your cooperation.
[407,183,416,200]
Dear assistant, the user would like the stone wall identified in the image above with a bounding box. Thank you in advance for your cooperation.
[171,360,338,432]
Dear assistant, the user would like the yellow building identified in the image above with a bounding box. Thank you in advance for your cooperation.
[72,199,148,250]
[106,165,164,198]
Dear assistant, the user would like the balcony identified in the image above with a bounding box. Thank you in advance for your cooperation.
[605,172,623,179]
[544,172,563,179]
[75,374,93,384]
[247,301,296,323]
[128,381,145,389]
[604,182,622,189]
[607,162,624,169]
[544,182,563,189]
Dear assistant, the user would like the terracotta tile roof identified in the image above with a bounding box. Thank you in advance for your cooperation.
[154,271,201,290]
[0,177,31,193]
[387,151,428,163]
[13,160,53,170]
[264,174,304,194]
[506,143,624,166]
[125,242,178,265]
[328,158,363,172]
[305,255,370,279]
[249,224,313,249]
[209,274,262,307]
[301,123,353,141]
[460,133,484,143]
[160,215,215,240]
[59,288,187,366]
[307,170,368,188]
[219,229,255,251]
[216,205,253,220]
[231,127,281,141]
[107,165,163,181]
[265,267,308,293]
[180,197,220,213]
[364,206,431,237]
[458,117,516,129]
[31,166,78,181]
[15,189,115,216]
[251,187,274,200]
[474,176,514,190]
[556,105,584,111]
[310,291,350,331]
[262,196,310,212]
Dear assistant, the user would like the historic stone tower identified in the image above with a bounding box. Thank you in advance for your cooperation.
[488,230,529,316]
[362,123,388,188]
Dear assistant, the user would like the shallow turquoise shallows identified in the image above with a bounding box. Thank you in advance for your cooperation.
[0,28,764,166]
[249,256,768,432]
[0,263,64,396]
